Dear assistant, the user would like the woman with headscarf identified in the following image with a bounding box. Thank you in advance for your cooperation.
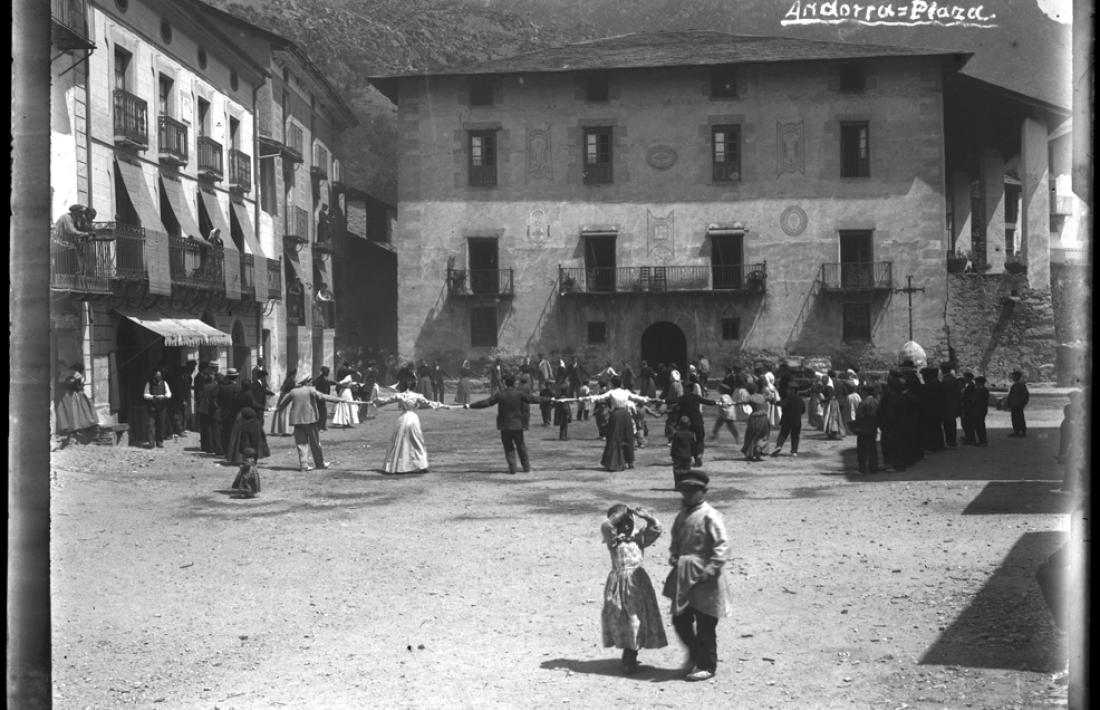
[226,406,271,464]
[56,362,99,442]
[822,370,846,440]
[455,359,474,404]
[762,371,783,428]
[332,374,360,428]
[582,376,658,472]
[269,370,296,436]
[741,393,771,461]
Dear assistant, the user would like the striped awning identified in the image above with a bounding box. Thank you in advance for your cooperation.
[115,159,171,295]
[230,200,268,299]
[116,309,232,347]
[198,189,240,299]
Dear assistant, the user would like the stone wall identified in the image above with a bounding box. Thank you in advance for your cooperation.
[945,272,1057,384]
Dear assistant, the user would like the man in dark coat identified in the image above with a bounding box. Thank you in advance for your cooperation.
[217,368,244,455]
[967,376,991,446]
[312,366,338,431]
[467,375,551,474]
[959,371,977,444]
[939,363,962,447]
[919,367,945,452]
[200,367,224,455]
[566,356,589,398]
[770,376,805,456]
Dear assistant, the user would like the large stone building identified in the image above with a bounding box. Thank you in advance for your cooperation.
[371,30,1073,377]
[50,0,276,437]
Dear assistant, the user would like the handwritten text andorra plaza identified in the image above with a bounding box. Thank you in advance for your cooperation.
[782,1,998,26]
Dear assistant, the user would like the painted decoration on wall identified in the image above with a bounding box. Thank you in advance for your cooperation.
[526,208,550,247]
[779,205,808,236]
[647,210,675,263]
[646,145,678,170]
[526,127,552,182]
[776,121,804,176]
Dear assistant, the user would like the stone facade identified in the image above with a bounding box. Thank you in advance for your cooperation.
[389,53,952,370]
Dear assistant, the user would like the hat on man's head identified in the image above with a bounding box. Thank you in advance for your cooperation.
[675,471,709,490]
[69,203,85,213]
[297,375,313,386]
[226,368,239,378]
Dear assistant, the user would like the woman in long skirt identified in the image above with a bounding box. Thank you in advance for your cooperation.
[56,362,98,440]
[332,375,360,428]
[822,372,846,439]
[455,359,474,404]
[741,395,771,461]
[269,371,296,436]
[584,377,656,471]
[226,406,271,464]
[808,373,826,430]
[375,390,458,474]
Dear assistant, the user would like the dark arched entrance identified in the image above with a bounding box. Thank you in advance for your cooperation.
[641,322,687,372]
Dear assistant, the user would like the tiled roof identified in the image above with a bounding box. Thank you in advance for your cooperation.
[372,30,967,81]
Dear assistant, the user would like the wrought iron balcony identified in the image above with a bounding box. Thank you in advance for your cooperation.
[50,226,113,294]
[283,205,310,245]
[582,162,613,185]
[819,261,893,291]
[447,267,515,297]
[158,115,189,165]
[558,263,767,295]
[311,144,329,179]
[228,149,252,193]
[168,234,222,290]
[197,137,224,180]
[469,164,497,187]
[113,90,148,150]
[52,0,95,50]
[284,123,304,163]
[239,252,256,298]
[265,257,283,300]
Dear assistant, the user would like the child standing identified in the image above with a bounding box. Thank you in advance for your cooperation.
[576,383,591,421]
[709,389,740,443]
[231,447,261,498]
[601,503,668,674]
[670,416,696,485]
[539,384,555,426]
[554,383,573,441]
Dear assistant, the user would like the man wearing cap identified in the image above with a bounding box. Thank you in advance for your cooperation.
[662,471,734,682]
[276,376,351,472]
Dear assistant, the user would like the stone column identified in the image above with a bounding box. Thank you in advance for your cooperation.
[1020,116,1051,289]
[980,149,1006,273]
[950,170,972,255]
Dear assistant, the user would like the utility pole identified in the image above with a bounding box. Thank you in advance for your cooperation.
[895,275,926,341]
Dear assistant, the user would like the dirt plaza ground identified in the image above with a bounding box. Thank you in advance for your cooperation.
[49,393,1078,709]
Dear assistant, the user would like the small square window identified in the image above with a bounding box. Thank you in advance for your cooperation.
[840,121,869,178]
[469,78,493,106]
[587,321,607,344]
[710,68,738,98]
[585,73,609,102]
[838,63,866,93]
[842,302,872,342]
[470,306,497,347]
[721,317,741,341]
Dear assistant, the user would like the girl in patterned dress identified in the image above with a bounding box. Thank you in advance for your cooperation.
[601,503,668,674]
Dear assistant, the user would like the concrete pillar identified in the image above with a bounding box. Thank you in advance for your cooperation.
[950,170,972,255]
[980,149,1006,273]
[1020,116,1051,289]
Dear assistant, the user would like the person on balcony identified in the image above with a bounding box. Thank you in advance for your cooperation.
[316,204,332,245]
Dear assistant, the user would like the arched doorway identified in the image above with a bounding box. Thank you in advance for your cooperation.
[641,321,687,371]
[231,319,251,376]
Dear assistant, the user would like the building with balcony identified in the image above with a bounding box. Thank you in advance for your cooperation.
[194,2,363,390]
[50,0,280,435]
[370,31,978,368]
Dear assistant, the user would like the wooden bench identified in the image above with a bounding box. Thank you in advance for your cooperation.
[95,423,130,446]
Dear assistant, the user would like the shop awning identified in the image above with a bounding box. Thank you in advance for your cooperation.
[285,248,309,289]
[230,200,268,299]
[116,309,232,347]
[160,177,202,240]
[198,189,240,299]
[115,159,171,295]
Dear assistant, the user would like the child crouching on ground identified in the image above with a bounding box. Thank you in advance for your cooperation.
[231,447,261,498]
[601,503,668,673]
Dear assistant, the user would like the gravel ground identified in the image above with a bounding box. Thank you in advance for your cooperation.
[50,395,1075,709]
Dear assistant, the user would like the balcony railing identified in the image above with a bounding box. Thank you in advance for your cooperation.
[819,261,893,291]
[50,228,113,293]
[240,252,256,298]
[558,264,767,295]
[52,0,94,50]
[469,164,497,187]
[168,235,222,290]
[284,123,304,163]
[265,257,283,300]
[311,145,329,179]
[113,89,148,149]
[447,268,515,297]
[158,115,188,165]
[228,149,252,193]
[197,137,223,180]
[583,162,613,185]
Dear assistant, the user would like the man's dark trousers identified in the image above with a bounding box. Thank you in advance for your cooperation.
[500,429,529,473]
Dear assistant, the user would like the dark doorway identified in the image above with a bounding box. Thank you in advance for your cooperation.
[232,320,251,375]
[468,237,499,294]
[711,232,744,289]
[839,230,874,288]
[583,234,617,292]
[641,321,687,372]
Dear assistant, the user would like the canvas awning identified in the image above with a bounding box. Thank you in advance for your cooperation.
[116,309,232,347]
[160,177,202,240]
[115,159,171,295]
[285,248,309,289]
[230,200,268,299]
[198,189,240,299]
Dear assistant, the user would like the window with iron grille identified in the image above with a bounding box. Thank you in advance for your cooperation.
[840,122,869,177]
[721,317,741,341]
[468,131,498,187]
[710,67,738,98]
[712,125,741,182]
[585,73,609,102]
[842,301,872,342]
[838,63,866,93]
[583,127,613,184]
[469,78,493,106]
[470,306,497,347]
[587,321,607,344]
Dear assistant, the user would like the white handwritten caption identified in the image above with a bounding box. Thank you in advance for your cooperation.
[782,1,998,27]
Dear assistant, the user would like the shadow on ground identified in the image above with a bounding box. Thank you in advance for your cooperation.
[919,530,1066,672]
[540,657,685,683]
[962,482,1076,515]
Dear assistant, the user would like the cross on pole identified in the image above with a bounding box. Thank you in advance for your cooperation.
[895,275,926,341]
